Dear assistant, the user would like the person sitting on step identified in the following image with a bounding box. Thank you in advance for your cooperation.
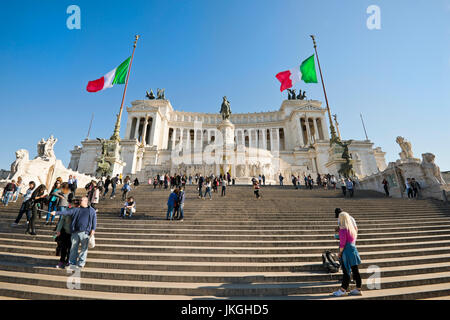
[120,196,136,219]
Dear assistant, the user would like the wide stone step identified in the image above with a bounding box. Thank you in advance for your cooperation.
[0,268,449,297]
[1,244,450,263]
[14,224,444,234]
[1,251,449,272]
[5,215,450,227]
[0,259,450,283]
[1,259,448,283]
[0,186,448,300]
[2,231,450,247]
[2,238,449,254]
[5,226,450,241]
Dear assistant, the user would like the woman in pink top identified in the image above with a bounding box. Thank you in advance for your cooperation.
[331,212,362,297]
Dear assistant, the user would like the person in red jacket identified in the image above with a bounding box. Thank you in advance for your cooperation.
[253,180,261,199]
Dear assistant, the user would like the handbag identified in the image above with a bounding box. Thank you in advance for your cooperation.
[88,235,96,249]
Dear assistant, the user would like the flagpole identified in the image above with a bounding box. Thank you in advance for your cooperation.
[310,35,338,143]
[85,113,94,140]
[360,113,369,140]
[110,34,140,142]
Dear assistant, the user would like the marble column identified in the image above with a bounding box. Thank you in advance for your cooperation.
[313,118,320,141]
[275,128,280,151]
[305,117,312,146]
[134,117,141,141]
[149,117,156,146]
[298,117,305,147]
[321,117,328,140]
[262,129,267,150]
[193,129,197,149]
[141,115,149,145]
[179,128,184,148]
[125,117,133,139]
[269,128,275,151]
[171,128,175,150]
[258,129,263,149]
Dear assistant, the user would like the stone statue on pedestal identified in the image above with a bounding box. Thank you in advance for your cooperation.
[96,138,113,177]
[9,149,29,179]
[220,96,231,120]
[156,88,165,100]
[337,140,355,178]
[421,153,446,185]
[297,90,306,100]
[396,136,414,160]
[146,89,155,99]
[36,135,57,161]
[287,89,296,100]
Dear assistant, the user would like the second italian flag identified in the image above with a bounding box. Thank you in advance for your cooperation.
[276,54,318,92]
[86,57,131,92]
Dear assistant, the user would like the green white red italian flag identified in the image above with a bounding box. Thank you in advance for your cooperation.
[86,57,131,92]
[276,54,318,91]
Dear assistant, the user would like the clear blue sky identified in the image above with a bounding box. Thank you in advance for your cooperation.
[1,0,449,170]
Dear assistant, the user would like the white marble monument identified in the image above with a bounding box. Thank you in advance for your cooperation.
[69,97,387,183]
[0,136,95,194]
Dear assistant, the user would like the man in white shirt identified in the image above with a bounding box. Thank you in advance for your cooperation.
[11,181,36,226]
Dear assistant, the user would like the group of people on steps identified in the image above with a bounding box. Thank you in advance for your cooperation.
[6,170,366,296]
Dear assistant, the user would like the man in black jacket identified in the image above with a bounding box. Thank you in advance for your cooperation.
[2,180,17,207]
[198,175,204,198]
[103,176,111,198]
[110,175,119,199]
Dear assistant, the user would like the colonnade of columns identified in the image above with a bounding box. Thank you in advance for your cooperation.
[127,113,327,151]
[166,127,286,151]
[235,128,283,151]
[129,116,154,145]
[299,116,325,147]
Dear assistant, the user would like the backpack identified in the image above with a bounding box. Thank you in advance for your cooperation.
[322,250,340,273]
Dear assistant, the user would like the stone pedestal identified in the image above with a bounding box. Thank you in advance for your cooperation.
[217,119,235,147]
[105,141,126,176]
[107,157,126,176]
[96,140,127,177]
[395,158,421,166]
[217,119,235,176]
[324,144,347,177]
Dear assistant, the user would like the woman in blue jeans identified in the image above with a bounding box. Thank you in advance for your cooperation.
[11,177,23,203]
[203,178,212,200]
[46,181,61,225]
